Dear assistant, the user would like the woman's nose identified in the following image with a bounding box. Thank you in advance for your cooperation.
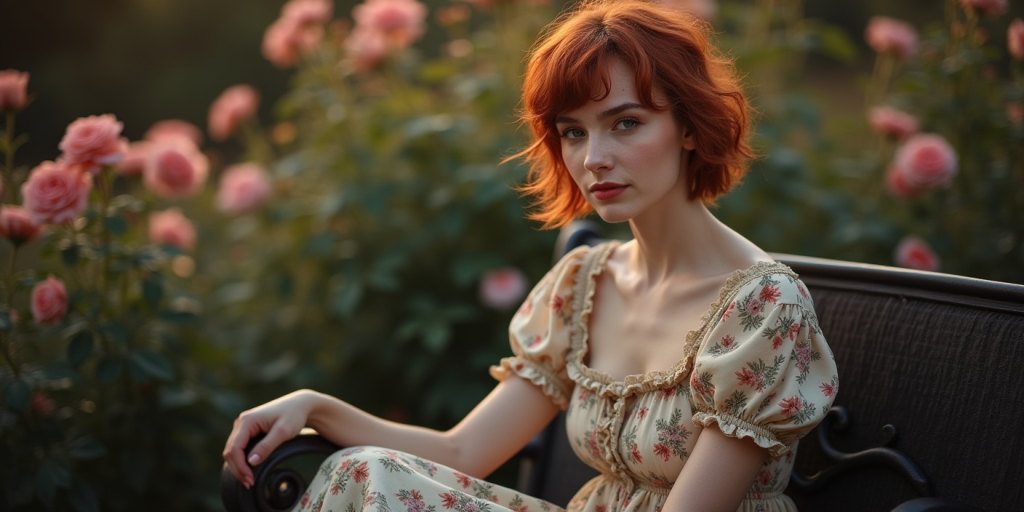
[583,138,612,173]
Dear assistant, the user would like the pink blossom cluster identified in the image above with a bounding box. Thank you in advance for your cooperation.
[479,267,528,310]
[958,0,1008,18]
[31,275,68,325]
[0,69,30,111]
[208,84,260,142]
[347,0,428,71]
[149,207,196,251]
[262,0,334,69]
[865,17,918,60]
[885,134,958,198]
[868,106,918,140]
[1009,19,1024,60]
[216,163,273,215]
[58,114,128,175]
[895,236,940,271]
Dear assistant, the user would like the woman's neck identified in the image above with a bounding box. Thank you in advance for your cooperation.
[623,187,762,288]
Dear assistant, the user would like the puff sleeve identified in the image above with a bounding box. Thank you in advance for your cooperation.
[488,246,588,410]
[688,274,838,458]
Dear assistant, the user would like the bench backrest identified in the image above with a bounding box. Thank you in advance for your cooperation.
[527,228,1024,511]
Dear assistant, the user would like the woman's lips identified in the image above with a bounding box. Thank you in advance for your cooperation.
[591,185,627,200]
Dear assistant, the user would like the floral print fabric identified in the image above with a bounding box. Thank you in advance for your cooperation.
[299,241,837,512]
[492,241,837,511]
[295,446,560,512]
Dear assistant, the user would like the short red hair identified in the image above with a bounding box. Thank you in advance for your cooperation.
[512,0,754,229]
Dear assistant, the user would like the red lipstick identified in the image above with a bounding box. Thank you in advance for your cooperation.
[589,182,627,200]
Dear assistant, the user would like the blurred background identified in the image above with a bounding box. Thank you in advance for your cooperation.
[1,0,1022,510]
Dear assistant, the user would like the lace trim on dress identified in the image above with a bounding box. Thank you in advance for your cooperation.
[565,241,799,398]
[490,356,572,410]
[691,409,791,458]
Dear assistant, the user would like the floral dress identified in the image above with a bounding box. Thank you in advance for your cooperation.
[295,241,838,512]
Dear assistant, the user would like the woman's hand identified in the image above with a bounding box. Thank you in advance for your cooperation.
[222,389,318,488]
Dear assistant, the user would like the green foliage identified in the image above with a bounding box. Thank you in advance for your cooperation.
[2,0,1021,511]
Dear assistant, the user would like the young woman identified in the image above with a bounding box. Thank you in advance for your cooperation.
[223,1,838,511]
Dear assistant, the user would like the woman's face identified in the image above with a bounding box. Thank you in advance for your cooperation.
[556,57,695,224]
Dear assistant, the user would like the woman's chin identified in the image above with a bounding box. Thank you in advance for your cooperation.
[591,205,637,224]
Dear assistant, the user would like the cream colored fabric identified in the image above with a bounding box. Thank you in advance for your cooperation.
[297,242,837,512]
[493,241,837,512]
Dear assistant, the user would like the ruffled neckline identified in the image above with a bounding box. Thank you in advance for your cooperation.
[565,241,798,397]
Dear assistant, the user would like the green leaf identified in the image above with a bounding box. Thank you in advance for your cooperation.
[67,331,94,367]
[61,245,80,267]
[104,214,128,236]
[43,362,76,381]
[99,323,128,346]
[209,390,245,417]
[67,436,106,460]
[158,311,200,324]
[128,349,173,382]
[68,480,99,512]
[36,458,71,509]
[329,277,363,318]
[2,379,30,412]
[0,308,13,331]
[421,321,451,353]
[96,357,123,385]
[142,275,163,308]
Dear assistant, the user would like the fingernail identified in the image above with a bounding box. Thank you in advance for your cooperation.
[248,453,261,465]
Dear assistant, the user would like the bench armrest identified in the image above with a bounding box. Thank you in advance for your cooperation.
[221,429,341,512]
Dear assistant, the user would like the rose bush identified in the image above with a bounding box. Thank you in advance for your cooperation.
[1,73,212,512]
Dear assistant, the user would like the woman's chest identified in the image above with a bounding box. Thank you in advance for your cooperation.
[585,271,723,380]
[565,385,702,484]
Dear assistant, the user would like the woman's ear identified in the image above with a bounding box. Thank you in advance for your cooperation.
[681,124,696,151]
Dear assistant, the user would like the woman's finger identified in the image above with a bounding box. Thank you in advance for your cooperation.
[246,423,292,468]
[223,417,260,487]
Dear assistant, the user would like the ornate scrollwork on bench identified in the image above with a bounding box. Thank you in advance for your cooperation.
[221,430,340,512]
[790,407,983,512]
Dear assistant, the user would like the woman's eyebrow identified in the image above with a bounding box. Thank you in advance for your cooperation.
[555,102,646,124]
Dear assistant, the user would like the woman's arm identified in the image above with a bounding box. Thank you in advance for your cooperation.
[222,374,560,488]
[661,424,768,512]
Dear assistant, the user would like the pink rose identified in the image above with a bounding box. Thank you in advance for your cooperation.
[58,114,128,174]
[281,0,333,25]
[895,236,940,271]
[1009,19,1024,60]
[865,17,918,60]
[262,17,324,69]
[216,163,273,215]
[0,69,29,111]
[353,0,428,48]
[208,85,260,141]
[143,139,209,199]
[959,0,1007,17]
[21,161,92,225]
[346,28,389,72]
[145,119,204,146]
[479,267,528,310]
[31,275,68,325]
[868,106,918,140]
[115,141,151,176]
[885,164,914,198]
[656,0,717,20]
[30,392,56,417]
[0,206,43,245]
[149,207,196,251]
[1008,102,1024,127]
[890,134,958,193]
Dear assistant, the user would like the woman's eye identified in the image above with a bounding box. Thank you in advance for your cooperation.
[616,118,638,130]
[561,128,585,139]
